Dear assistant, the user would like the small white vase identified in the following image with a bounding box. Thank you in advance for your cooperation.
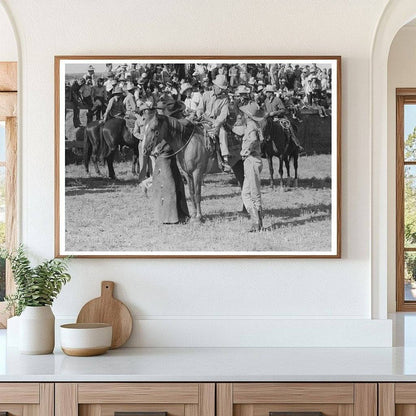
[19,306,55,354]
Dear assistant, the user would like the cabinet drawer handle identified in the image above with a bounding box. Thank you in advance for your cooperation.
[115,412,168,416]
[270,413,324,416]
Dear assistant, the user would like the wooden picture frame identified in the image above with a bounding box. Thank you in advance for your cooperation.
[55,56,341,258]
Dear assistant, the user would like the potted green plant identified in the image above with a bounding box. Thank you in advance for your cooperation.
[1,245,71,354]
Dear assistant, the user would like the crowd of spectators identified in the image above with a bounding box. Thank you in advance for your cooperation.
[66,62,332,128]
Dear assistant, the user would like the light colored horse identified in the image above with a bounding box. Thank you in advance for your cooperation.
[142,111,213,222]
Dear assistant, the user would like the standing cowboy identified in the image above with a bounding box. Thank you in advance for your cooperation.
[84,65,97,86]
[69,79,82,128]
[91,78,106,120]
[197,74,232,172]
[239,102,265,232]
[79,77,94,123]
[123,82,137,116]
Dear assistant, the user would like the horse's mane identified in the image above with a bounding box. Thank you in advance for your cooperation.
[159,114,195,145]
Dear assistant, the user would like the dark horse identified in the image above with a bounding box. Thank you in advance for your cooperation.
[142,111,213,222]
[83,118,139,179]
[262,117,299,188]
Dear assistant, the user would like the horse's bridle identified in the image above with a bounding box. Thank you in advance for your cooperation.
[156,123,196,159]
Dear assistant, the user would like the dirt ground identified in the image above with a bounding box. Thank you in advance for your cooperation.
[64,153,333,254]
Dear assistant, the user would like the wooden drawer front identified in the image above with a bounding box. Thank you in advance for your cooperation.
[395,384,416,404]
[379,383,416,416]
[80,403,185,416]
[78,383,200,404]
[57,383,215,416]
[0,383,39,404]
[0,383,53,416]
[233,384,354,404]
[218,384,376,416]
[0,404,24,416]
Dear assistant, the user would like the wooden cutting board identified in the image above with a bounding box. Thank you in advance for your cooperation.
[76,281,133,349]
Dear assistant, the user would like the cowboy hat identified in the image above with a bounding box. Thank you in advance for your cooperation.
[113,86,124,95]
[212,75,228,90]
[235,85,251,95]
[180,82,193,95]
[240,102,265,122]
[263,84,276,93]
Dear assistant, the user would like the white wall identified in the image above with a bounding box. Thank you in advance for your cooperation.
[0,3,17,61]
[0,0,394,346]
[387,25,416,312]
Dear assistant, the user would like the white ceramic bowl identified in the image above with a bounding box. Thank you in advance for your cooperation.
[60,323,112,356]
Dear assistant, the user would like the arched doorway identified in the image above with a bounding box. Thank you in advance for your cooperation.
[0,0,18,327]
[371,0,416,319]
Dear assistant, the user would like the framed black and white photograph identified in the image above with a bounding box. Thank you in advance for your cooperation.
[55,56,341,258]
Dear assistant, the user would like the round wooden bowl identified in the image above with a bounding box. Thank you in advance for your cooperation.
[60,323,112,357]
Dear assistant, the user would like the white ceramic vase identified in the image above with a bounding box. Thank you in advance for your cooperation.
[19,306,55,354]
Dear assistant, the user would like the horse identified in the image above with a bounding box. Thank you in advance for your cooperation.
[142,111,212,223]
[262,117,299,188]
[83,118,139,179]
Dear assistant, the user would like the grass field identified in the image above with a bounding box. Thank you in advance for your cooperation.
[64,153,333,253]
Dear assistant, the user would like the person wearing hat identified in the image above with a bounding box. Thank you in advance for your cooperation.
[263,84,285,118]
[91,78,107,120]
[123,81,137,116]
[102,85,126,123]
[180,83,201,118]
[263,84,303,151]
[79,77,94,123]
[69,78,82,128]
[239,102,265,232]
[103,71,115,90]
[229,65,239,88]
[229,84,252,132]
[234,85,252,106]
[197,74,232,172]
[83,65,97,86]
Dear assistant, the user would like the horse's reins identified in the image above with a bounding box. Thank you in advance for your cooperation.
[157,124,196,159]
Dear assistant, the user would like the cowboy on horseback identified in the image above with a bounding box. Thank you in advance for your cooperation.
[102,86,126,122]
[263,84,303,151]
[196,74,232,173]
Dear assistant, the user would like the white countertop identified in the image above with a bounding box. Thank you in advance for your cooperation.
[1,328,416,382]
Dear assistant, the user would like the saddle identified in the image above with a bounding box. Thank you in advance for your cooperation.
[197,121,217,156]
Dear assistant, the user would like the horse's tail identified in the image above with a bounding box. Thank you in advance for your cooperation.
[83,127,92,171]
